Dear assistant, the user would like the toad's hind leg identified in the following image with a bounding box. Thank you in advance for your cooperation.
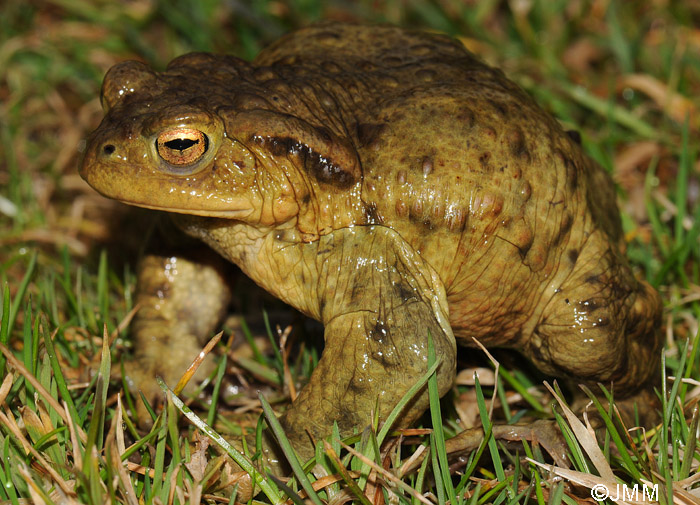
[526,231,662,417]
[127,249,231,416]
[268,226,457,464]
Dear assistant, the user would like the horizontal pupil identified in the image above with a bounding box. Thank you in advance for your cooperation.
[165,138,198,152]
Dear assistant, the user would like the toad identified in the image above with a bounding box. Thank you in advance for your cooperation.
[80,22,662,467]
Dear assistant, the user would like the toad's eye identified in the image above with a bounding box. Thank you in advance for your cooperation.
[156,128,208,166]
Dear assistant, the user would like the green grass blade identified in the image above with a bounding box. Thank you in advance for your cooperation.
[0,283,10,378]
[8,251,36,337]
[427,335,457,505]
[40,318,80,431]
[160,379,284,504]
[258,393,323,505]
[473,375,507,490]
[323,441,374,505]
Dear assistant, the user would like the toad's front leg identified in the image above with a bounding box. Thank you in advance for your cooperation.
[261,226,457,465]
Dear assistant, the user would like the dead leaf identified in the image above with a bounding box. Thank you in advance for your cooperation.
[621,74,697,127]
[563,38,603,73]
[614,141,662,188]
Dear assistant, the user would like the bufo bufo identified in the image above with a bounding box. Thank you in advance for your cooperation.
[80,21,662,467]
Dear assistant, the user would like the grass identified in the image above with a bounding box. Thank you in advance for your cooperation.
[1,0,700,504]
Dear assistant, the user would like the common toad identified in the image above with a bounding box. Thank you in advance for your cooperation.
[80,22,662,467]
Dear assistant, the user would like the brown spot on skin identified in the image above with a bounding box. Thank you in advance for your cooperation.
[232,92,271,110]
[458,109,475,128]
[397,170,406,184]
[594,316,610,328]
[382,55,404,66]
[517,229,534,259]
[553,149,578,190]
[267,137,292,157]
[448,208,468,232]
[394,281,415,302]
[566,156,579,191]
[520,180,532,200]
[349,281,363,303]
[409,200,423,220]
[357,123,385,147]
[364,202,382,224]
[254,136,356,189]
[457,242,469,257]
[611,281,632,299]
[346,379,369,394]
[568,249,579,264]
[508,129,530,160]
[410,44,434,56]
[525,243,547,270]
[370,320,389,341]
[581,298,600,312]
[482,127,497,141]
[318,88,338,109]
[553,149,566,164]
[358,60,377,72]
[395,200,408,217]
[377,74,399,88]
[490,195,504,216]
[322,61,344,73]
[479,152,492,172]
[552,213,573,246]
[586,274,601,284]
[371,350,394,367]
[313,30,342,43]
[416,68,437,81]
[253,67,276,81]
[492,100,509,117]
[422,156,433,176]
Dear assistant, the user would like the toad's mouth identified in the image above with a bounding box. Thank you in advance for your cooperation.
[114,198,256,220]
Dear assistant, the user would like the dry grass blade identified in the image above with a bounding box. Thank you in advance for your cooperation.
[0,341,87,442]
[652,479,699,505]
[338,441,435,505]
[527,459,654,505]
[0,408,75,495]
[18,463,48,505]
[64,399,83,470]
[471,337,499,419]
[167,464,181,505]
[174,331,223,395]
[543,382,615,481]
[621,74,697,127]
[397,444,427,477]
[278,324,297,400]
[106,396,139,505]
[0,372,13,404]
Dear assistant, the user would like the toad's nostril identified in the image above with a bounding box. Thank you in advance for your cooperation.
[103,144,116,155]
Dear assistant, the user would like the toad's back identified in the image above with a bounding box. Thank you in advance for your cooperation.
[256,24,655,376]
